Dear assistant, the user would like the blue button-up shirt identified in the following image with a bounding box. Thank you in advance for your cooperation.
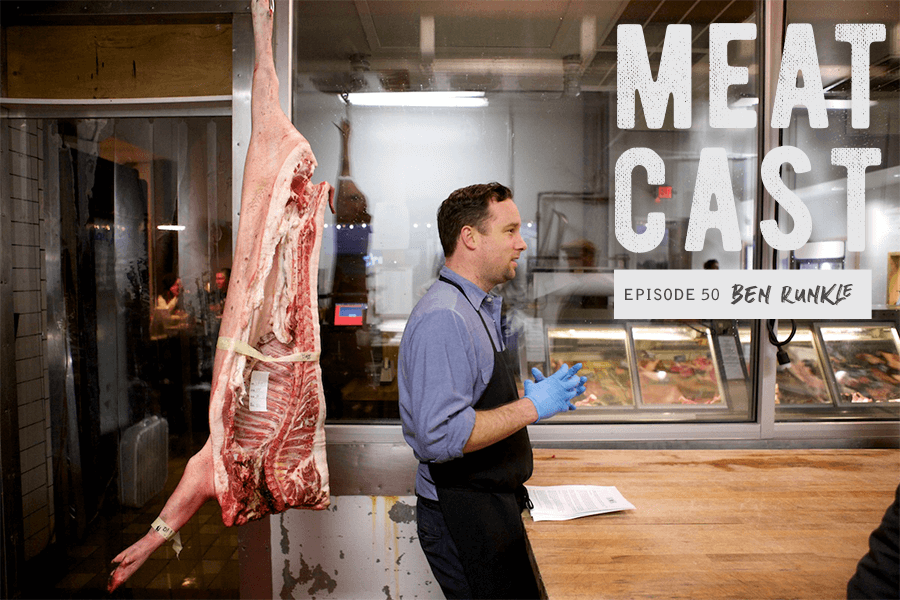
[398,266,505,501]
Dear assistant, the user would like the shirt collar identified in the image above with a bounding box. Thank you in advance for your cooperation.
[439,265,500,311]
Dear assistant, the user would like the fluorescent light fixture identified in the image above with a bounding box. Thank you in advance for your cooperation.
[820,326,894,342]
[547,327,626,340]
[157,224,185,231]
[345,91,487,108]
[632,327,703,342]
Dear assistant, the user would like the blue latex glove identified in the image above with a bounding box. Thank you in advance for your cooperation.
[524,363,587,422]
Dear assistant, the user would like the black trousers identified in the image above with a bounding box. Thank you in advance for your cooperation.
[416,494,540,599]
[417,495,472,599]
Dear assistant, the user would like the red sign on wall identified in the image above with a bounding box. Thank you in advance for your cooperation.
[334,303,365,326]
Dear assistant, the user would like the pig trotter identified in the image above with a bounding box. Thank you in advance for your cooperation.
[107,439,216,592]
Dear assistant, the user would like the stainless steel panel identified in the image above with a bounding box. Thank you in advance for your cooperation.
[45,121,88,541]
[773,421,900,446]
[324,422,899,453]
[43,121,66,479]
[325,442,417,496]
[43,121,82,531]
[2,1,250,18]
[232,13,252,255]
[319,421,897,498]
[0,98,231,120]
[755,0,785,437]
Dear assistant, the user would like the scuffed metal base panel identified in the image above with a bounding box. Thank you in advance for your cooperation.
[274,496,441,599]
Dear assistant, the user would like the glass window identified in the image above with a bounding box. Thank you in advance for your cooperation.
[17,116,237,596]
[291,0,760,423]
[47,117,232,439]
[775,0,900,422]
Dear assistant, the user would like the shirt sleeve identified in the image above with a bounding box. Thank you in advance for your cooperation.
[399,307,480,464]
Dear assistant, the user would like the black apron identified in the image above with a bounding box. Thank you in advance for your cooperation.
[427,276,540,599]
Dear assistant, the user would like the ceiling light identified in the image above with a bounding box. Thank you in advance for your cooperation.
[345,91,488,108]
[157,225,185,231]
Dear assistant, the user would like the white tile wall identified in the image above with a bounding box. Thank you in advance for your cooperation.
[7,118,53,561]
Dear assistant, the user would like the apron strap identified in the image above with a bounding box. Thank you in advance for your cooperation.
[438,275,500,353]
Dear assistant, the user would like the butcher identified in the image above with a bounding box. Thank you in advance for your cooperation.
[398,182,586,599]
[107,0,332,591]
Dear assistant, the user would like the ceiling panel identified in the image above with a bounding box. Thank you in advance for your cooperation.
[652,0,700,23]
[685,0,755,24]
[615,0,664,24]
[434,14,564,50]
[291,0,763,94]
[368,13,420,48]
[600,0,757,46]
[294,1,371,60]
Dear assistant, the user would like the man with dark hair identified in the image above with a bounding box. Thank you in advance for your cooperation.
[399,182,586,599]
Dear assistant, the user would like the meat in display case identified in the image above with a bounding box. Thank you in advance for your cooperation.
[546,323,735,410]
[632,325,727,407]
[775,324,832,406]
[546,325,634,407]
[772,321,900,412]
[817,323,900,405]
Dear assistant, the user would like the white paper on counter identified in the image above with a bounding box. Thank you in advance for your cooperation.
[525,485,635,522]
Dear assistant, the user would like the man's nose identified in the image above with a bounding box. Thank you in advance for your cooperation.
[516,233,527,251]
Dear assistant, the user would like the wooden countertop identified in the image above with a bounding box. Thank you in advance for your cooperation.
[524,449,899,600]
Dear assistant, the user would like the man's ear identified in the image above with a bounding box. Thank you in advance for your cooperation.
[459,224,478,251]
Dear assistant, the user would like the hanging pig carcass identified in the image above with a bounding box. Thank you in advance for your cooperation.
[108,0,332,590]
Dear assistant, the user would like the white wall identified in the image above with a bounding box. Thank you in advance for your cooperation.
[294,91,586,312]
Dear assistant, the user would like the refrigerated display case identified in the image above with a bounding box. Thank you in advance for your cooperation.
[545,325,634,407]
[774,324,833,406]
[546,322,745,414]
[632,325,728,407]
[769,321,900,419]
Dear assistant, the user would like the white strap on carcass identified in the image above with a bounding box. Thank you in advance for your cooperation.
[217,337,319,363]
[151,517,183,557]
